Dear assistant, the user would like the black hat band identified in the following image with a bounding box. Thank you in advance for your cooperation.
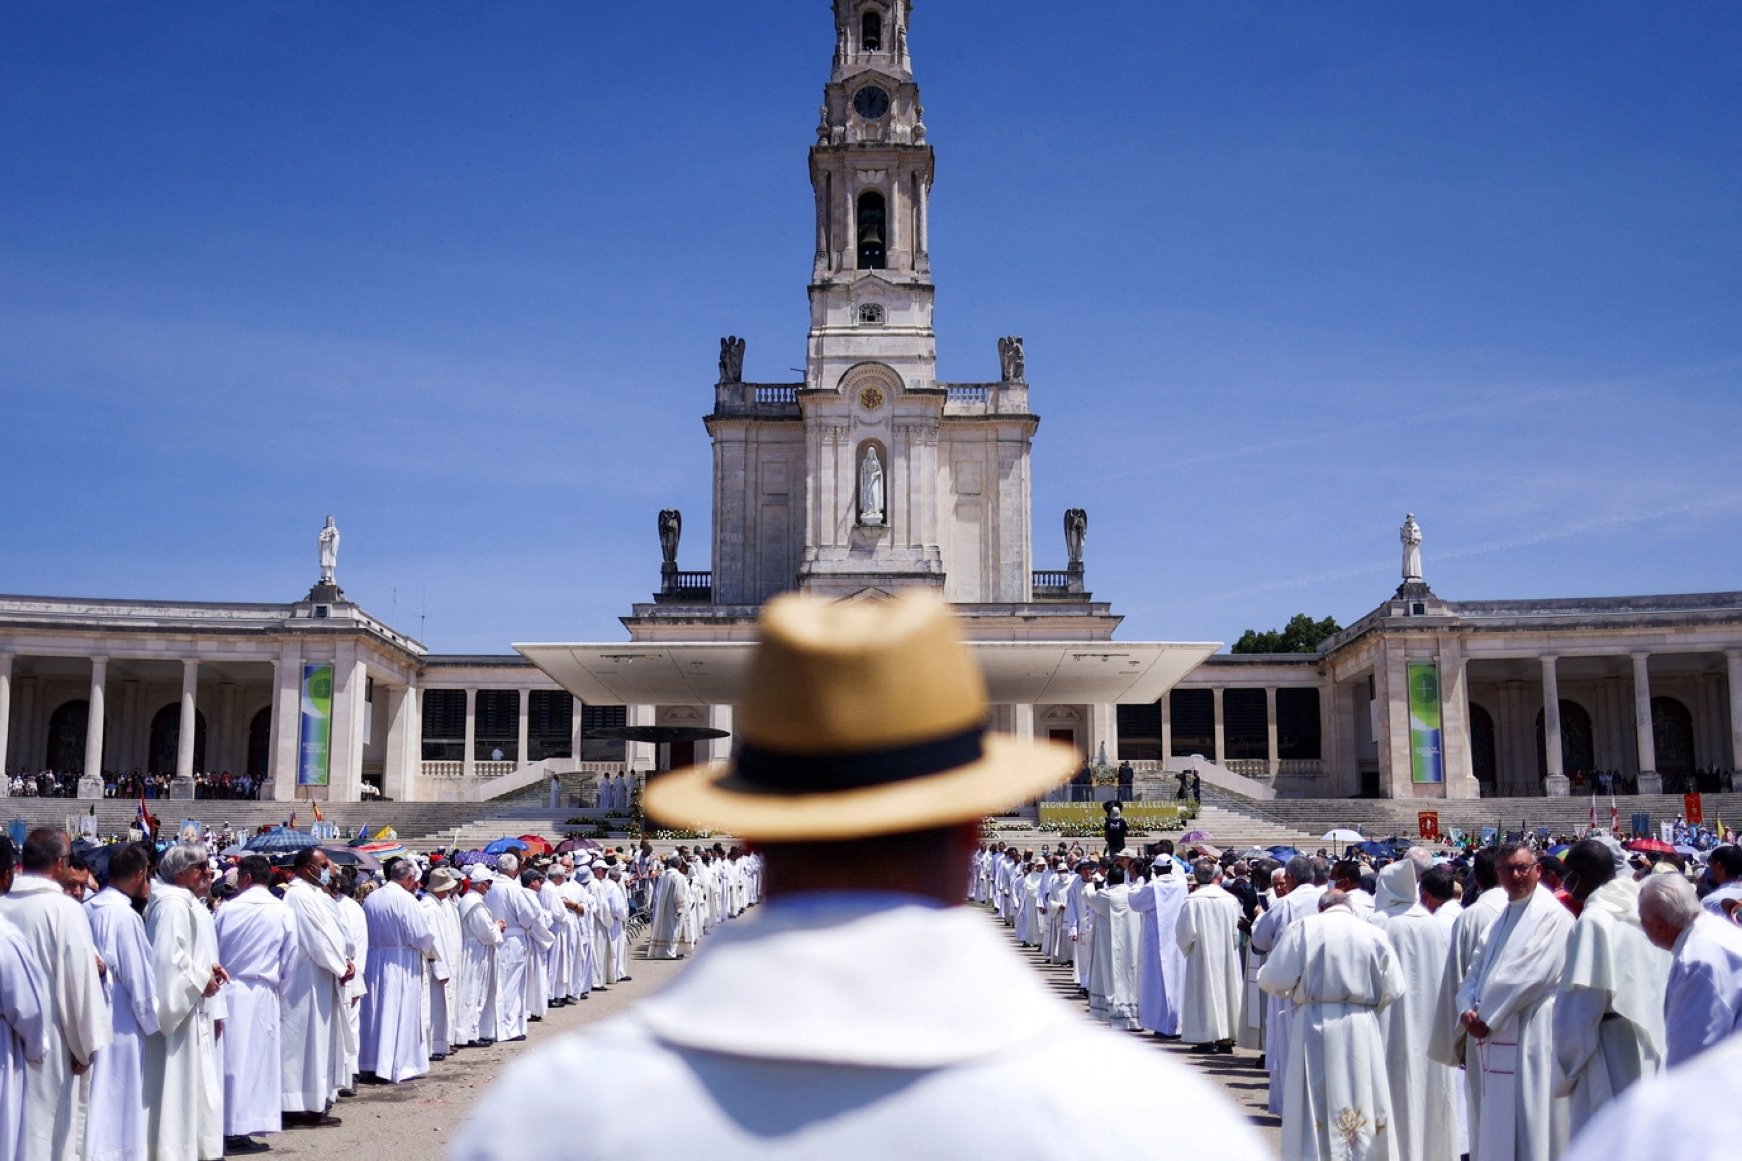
[733,727,985,793]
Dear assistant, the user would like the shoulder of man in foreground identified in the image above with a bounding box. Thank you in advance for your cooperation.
[450,901,1267,1161]
[1565,1026,1742,1157]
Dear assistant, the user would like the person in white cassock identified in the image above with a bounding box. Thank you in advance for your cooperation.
[1368,858,1462,1161]
[1086,865,1142,1029]
[334,877,368,1090]
[1128,855,1188,1038]
[537,863,573,1003]
[1260,890,1406,1161]
[0,837,49,1161]
[1066,860,1098,992]
[648,855,690,959]
[278,847,351,1127]
[84,843,158,1161]
[555,861,593,1001]
[143,842,227,1161]
[1016,858,1044,947]
[1455,843,1575,1161]
[358,859,438,1083]
[602,866,631,981]
[484,854,543,1040]
[1044,857,1073,964]
[452,592,1268,1161]
[1638,870,1742,1065]
[456,866,504,1045]
[517,866,555,1022]
[1562,1023,1742,1159]
[1552,838,1668,1136]
[1175,857,1245,1051]
[420,866,463,1055]
[0,829,111,1161]
[212,854,297,1153]
[1251,855,1326,1113]
[1428,848,1506,1148]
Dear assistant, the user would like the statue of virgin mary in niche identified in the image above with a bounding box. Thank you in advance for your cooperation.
[859,446,885,527]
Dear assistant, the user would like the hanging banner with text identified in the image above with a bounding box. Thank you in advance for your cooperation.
[297,663,334,787]
[1407,661,1445,784]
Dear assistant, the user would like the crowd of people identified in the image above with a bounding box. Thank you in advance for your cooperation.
[975,830,1742,1160]
[5,770,266,800]
[0,823,762,1160]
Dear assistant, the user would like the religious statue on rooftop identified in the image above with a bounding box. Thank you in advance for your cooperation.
[658,509,682,566]
[718,336,746,383]
[318,515,340,585]
[1401,512,1423,583]
[859,446,886,527]
[997,335,1025,381]
[1064,508,1087,567]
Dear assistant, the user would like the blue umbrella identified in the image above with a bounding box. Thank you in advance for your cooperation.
[483,837,529,857]
[245,827,318,853]
[1267,845,1302,861]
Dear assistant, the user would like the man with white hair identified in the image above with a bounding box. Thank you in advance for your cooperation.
[648,855,690,960]
[84,841,158,1161]
[483,853,544,1041]
[555,859,594,1001]
[213,853,296,1155]
[1638,870,1742,1065]
[456,866,504,1046]
[1127,854,1187,1038]
[419,867,463,1058]
[279,847,351,1128]
[358,859,438,1083]
[538,862,575,1005]
[1175,857,1243,1053]
[143,842,228,1161]
[594,862,630,983]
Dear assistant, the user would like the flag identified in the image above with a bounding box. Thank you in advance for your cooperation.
[311,798,324,824]
[136,791,152,839]
[1610,795,1620,833]
[286,811,297,831]
[1589,795,1598,832]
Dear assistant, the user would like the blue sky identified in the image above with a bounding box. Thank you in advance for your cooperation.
[4,2,1738,653]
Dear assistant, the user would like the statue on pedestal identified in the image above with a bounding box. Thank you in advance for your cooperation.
[318,516,340,585]
[997,335,1026,381]
[658,509,682,566]
[1401,513,1423,583]
[718,336,746,383]
[859,447,886,527]
[1064,508,1087,566]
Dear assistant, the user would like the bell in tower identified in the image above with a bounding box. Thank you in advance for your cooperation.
[856,191,887,270]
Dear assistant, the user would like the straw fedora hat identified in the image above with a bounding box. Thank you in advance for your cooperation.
[644,591,1078,841]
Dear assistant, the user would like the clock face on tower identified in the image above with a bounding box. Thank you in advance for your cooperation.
[852,85,891,120]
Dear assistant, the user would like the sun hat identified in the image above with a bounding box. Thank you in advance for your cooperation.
[426,867,459,894]
[644,592,1077,841]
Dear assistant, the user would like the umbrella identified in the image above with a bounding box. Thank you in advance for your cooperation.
[1322,828,1365,843]
[557,837,602,853]
[1186,842,1222,859]
[245,828,319,853]
[321,844,384,872]
[1675,844,1700,856]
[1181,830,1214,843]
[1627,837,1676,854]
[483,837,529,857]
[1267,846,1302,862]
[1546,843,1571,857]
[517,834,554,856]
[353,840,411,865]
[584,725,730,745]
[450,849,487,867]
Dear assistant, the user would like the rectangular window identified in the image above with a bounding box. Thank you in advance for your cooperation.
[1277,687,1323,760]
[529,690,575,760]
[421,689,466,761]
[1224,688,1268,760]
[580,705,627,763]
[1170,689,1213,758]
[1116,703,1162,762]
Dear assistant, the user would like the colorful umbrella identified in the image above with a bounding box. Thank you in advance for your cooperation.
[245,827,319,853]
[1626,837,1676,854]
[1181,830,1214,843]
[556,837,601,853]
[516,834,554,856]
[483,837,529,856]
[321,844,384,872]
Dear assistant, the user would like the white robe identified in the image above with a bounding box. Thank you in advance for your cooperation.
[1175,883,1244,1044]
[358,883,436,1082]
[484,876,545,1039]
[1377,902,1463,1161]
[537,881,572,998]
[1065,876,1096,988]
[279,878,351,1113]
[1663,912,1742,1066]
[1260,906,1405,1161]
[212,886,297,1137]
[1552,877,1668,1135]
[456,891,503,1044]
[601,877,630,980]
[420,893,462,1055]
[1251,882,1326,1115]
[1456,886,1574,1161]
[85,888,158,1161]
[1428,885,1506,1147]
[1127,871,1188,1036]
[336,893,368,1084]
[556,878,594,998]
[0,875,112,1161]
[1086,884,1142,1029]
[648,868,689,959]
[1016,871,1042,945]
[0,916,48,1161]
[142,882,225,1161]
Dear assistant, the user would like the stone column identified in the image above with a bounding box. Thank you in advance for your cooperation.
[1264,687,1280,777]
[13,678,36,775]
[1211,687,1225,765]
[1010,702,1035,743]
[1086,702,1117,765]
[269,643,304,801]
[84,657,108,777]
[381,683,415,802]
[1439,639,1478,799]
[627,704,656,772]
[1728,650,1742,773]
[569,699,586,765]
[707,704,735,762]
[1158,693,1173,765]
[327,652,367,802]
[516,687,531,766]
[1541,655,1564,789]
[1383,648,1414,798]
[462,688,477,779]
[215,682,237,775]
[0,654,11,775]
[175,659,199,782]
[1633,652,1659,792]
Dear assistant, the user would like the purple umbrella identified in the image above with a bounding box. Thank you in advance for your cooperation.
[1181,830,1214,843]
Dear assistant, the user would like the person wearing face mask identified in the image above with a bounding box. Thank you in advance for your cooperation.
[278,848,353,1130]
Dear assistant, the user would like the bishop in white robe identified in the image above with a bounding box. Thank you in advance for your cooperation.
[358,862,437,1082]
[537,867,573,1000]
[0,916,47,1161]
[601,869,631,981]
[1174,866,1244,1048]
[85,871,159,1161]
[142,847,227,1161]
[1065,866,1097,990]
[1127,861,1188,1037]
[279,859,353,1119]
[212,866,297,1142]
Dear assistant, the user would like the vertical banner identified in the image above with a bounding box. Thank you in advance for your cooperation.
[1684,793,1704,825]
[298,663,334,787]
[1407,661,1445,784]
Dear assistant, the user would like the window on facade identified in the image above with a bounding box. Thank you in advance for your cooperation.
[861,10,882,50]
[421,689,466,761]
[1116,702,1162,763]
[856,191,887,270]
[475,690,519,762]
[1223,689,1268,760]
[857,302,885,325]
[1169,689,1213,759]
[579,704,627,763]
[1276,687,1322,761]
[529,690,575,761]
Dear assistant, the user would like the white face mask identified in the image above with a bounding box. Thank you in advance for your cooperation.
[318,867,332,887]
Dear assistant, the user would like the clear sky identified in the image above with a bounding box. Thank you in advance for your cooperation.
[4,2,1739,654]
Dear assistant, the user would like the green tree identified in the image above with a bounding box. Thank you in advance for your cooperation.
[1230,613,1342,654]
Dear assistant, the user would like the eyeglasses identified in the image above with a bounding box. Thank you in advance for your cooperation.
[1498,862,1538,877]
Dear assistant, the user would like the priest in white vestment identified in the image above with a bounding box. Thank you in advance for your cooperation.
[143,843,227,1161]
[457,868,505,1044]
[1428,850,1507,1149]
[1066,862,1098,992]
[1552,838,1668,1135]
[1127,857,1188,1037]
[334,881,368,1091]
[212,855,297,1148]
[1086,868,1142,1029]
[1455,845,1575,1161]
[1260,891,1405,1161]
[1251,855,1325,1112]
[0,830,113,1161]
[556,862,594,1001]
[278,849,352,1125]
[1371,860,1463,1161]
[648,857,690,959]
[602,867,631,981]
[538,864,574,1001]
[358,860,438,1083]
[1175,858,1244,1050]
[517,867,555,1022]
[420,867,463,1056]
[1016,860,1044,947]
[1044,860,1073,964]
[486,855,544,1039]
[0,909,47,1161]
[1638,871,1742,1065]
[84,845,158,1161]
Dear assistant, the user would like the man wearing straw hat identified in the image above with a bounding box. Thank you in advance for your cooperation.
[454,592,1265,1158]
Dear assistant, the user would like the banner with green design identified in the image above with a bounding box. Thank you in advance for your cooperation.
[1407,661,1444,784]
[298,663,334,787]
